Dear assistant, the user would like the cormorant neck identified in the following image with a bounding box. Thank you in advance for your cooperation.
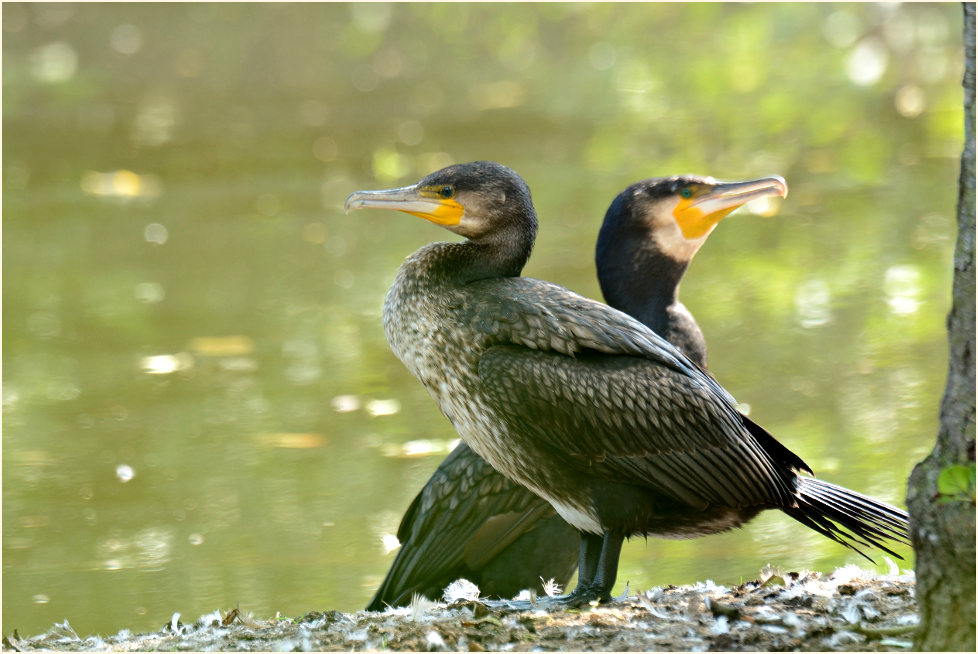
[435,220,536,284]
[596,226,692,336]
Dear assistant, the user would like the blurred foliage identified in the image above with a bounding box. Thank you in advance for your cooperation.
[2,1,963,638]
[936,463,976,504]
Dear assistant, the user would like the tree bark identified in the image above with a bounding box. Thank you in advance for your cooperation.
[905,4,976,651]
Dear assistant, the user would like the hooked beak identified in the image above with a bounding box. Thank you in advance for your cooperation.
[344,185,464,226]
[673,176,788,240]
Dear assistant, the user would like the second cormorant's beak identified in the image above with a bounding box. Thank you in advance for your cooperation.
[344,184,464,226]
[673,176,788,240]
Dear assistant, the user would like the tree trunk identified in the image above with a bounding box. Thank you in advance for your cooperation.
[905,4,976,651]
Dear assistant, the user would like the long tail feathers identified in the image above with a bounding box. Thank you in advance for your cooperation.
[785,477,910,561]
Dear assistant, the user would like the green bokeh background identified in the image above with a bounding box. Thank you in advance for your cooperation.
[3,2,963,637]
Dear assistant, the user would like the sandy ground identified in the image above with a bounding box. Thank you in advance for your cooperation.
[2,565,918,652]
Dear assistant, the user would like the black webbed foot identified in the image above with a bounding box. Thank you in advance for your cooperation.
[475,584,613,612]
[474,530,622,612]
[552,584,613,607]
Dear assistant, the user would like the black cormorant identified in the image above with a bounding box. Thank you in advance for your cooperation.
[347,161,909,607]
[364,173,776,610]
[367,442,578,610]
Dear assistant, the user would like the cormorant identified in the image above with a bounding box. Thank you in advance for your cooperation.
[347,161,910,607]
[364,172,772,610]
[367,442,578,610]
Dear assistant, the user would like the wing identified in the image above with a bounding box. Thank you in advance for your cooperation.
[478,345,797,511]
[463,276,740,408]
[367,442,566,609]
[459,276,800,509]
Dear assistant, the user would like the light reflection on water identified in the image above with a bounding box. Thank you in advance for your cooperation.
[3,1,961,639]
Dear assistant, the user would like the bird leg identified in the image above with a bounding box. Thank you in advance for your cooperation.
[575,531,600,587]
[475,531,625,610]
[593,531,624,598]
[554,531,624,607]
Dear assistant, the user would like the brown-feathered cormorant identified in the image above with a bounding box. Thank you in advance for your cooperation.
[364,173,776,610]
[347,161,909,607]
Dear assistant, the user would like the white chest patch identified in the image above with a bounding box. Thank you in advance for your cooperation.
[547,500,603,535]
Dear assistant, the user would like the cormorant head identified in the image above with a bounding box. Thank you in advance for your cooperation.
[599,174,788,265]
[596,174,787,333]
[345,161,537,246]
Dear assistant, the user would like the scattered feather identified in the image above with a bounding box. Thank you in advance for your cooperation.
[643,586,665,602]
[761,624,789,635]
[828,630,862,648]
[512,588,532,602]
[758,563,783,584]
[841,602,862,624]
[51,620,80,641]
[196,609,224,628]
[540,576,562,597]
[782,611,802,628]
[425,630,446,650]
[442,578,480,603]
[879,638,914,648]
[5,564,917,651]
[710,616,729,635]
[897,613,919,626]
[409,593,438,622]
[619,580,630,599]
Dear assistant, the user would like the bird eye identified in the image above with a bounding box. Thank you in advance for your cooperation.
[439,186,455,199]
[680,187,693,199]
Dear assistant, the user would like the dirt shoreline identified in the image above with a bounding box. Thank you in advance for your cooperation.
[3,565,917,652]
